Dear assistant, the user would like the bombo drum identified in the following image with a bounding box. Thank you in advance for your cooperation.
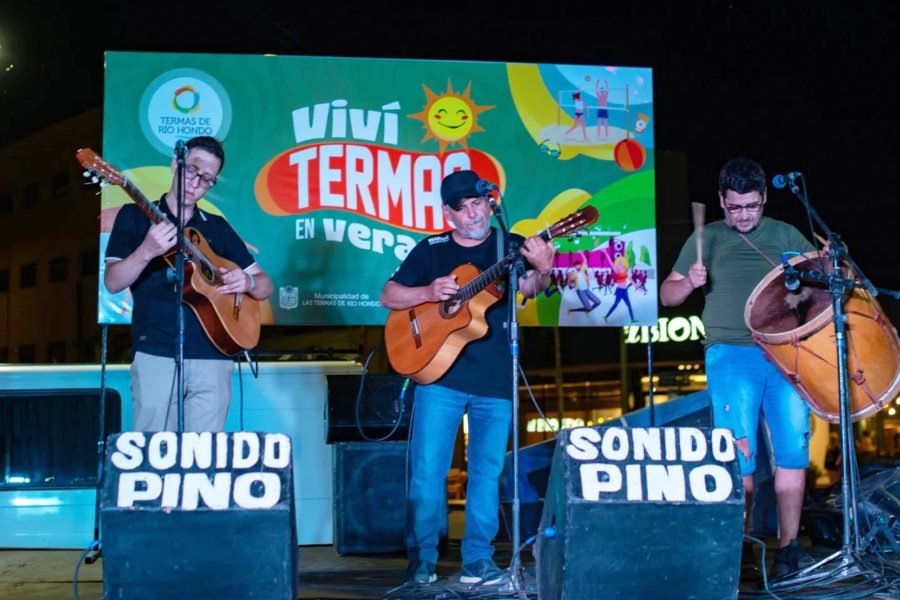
[744,251,900,423]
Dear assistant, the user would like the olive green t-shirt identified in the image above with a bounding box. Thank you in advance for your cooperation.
[671,217,815,346]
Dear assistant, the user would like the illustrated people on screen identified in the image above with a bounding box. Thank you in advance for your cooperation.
[104,136,273,432]
[603,256,636,323]
[595,78,610,138]
[659,157,818,577]
[563,91,588,142]
[568,255,602,314]
[380,169,554,586]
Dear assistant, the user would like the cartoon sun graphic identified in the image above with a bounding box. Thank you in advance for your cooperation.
[408,80,494,154]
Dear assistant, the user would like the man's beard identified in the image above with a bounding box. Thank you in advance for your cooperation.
[457,218,491,240]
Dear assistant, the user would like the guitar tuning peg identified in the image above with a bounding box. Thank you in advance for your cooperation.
[82,170,92,178]
[91,175,100,185]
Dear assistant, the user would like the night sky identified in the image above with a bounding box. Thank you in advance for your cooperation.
[2,1,899,293]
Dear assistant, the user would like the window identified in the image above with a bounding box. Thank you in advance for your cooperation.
[49,256,68,283]
[80,247,99,277]
[18,344,36,364]
[47,341,66,364]
[20,263,37,288]
[0,192,11,216]
[51,172,70,198]
[23,183,39,208]
[0,269,8,293]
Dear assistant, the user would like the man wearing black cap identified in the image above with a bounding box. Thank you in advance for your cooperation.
[380,169,555,586]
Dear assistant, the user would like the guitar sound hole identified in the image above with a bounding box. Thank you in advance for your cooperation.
[200,262,216,283]
[440,299,462,319]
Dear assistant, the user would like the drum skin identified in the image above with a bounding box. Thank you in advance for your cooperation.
[745,251,900,423]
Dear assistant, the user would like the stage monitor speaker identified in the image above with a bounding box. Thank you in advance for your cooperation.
[536,426,744,600]
[333,441,447,555]
[500,392,715,543]
[100,432,297,600]
[498,438,556,542]
[326,374,414,443]
[802,463,900,548]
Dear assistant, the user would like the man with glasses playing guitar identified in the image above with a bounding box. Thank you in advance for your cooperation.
[104,136,273,432]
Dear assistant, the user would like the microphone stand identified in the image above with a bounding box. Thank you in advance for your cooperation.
[173,141,187,432]
[490,193,527,590]
[772,174,899,591]
[646,338,655,426]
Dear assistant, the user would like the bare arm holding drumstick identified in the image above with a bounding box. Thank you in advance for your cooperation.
[660,202,708,306]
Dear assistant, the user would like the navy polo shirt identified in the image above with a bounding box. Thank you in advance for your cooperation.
[105,197,256,359]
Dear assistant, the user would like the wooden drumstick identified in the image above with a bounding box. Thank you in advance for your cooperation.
[691,202,706,263]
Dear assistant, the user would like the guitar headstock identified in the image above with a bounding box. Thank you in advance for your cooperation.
[76,148,126,187]
[545,205,600,240]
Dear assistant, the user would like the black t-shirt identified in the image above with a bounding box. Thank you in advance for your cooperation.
[389,228,530,400]
[105,198,256,359]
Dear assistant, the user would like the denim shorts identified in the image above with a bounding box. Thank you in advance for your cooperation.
[705,344,811,477]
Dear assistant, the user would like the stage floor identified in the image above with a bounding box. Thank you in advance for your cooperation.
[2,536,899,599]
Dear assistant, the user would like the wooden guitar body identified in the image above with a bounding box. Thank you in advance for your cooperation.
[172,227,261,356]
[384,204,598,384]
[385,264,503,384]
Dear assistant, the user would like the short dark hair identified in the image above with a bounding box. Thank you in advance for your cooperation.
[185,136,225,172]
[718,158,766,196]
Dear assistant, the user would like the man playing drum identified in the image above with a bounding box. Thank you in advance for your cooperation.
[660,157,816,578]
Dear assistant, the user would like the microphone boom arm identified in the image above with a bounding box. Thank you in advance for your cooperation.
[784,175,878,296]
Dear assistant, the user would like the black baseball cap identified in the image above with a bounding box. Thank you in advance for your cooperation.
[440,170,482,210]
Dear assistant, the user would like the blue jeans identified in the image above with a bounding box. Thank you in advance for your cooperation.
[705,344,811,477]
[407,384,512,564]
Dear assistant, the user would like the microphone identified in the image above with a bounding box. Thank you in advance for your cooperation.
[772,172,801,190]
[174,139,187,158]
[781,253,801,291]
[475,179,498,195]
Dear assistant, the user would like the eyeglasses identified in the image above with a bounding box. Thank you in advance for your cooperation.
[540,139,561,159]
[724,200,764,214]
[185,164,217,189]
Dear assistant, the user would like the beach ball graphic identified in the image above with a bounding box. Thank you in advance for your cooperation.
[614,138,646,171]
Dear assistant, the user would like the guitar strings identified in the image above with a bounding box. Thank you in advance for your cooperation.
[399,209,598,336]
[406,257,513,331]
[403,219,582,332]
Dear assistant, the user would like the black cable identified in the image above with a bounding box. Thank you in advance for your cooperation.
[161,365,178,432]
[741,534,784,600]
[236,349,260,430]
[238,357,245,431]
[85,324,110,566]
[353,345,408,442]
[517,363,559,437]
[72,542,98,600]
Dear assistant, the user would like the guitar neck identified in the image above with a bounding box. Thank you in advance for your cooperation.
[121,179,222,283]
[454,229,552,302]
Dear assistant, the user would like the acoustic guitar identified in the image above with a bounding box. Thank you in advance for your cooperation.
[385,206,598,384]
[77,148,260,356]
